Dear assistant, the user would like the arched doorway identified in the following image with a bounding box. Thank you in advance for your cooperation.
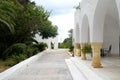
[93,0,120,56]
[103,0,119,55]
[80,15,90,60]
[92,0,120,67]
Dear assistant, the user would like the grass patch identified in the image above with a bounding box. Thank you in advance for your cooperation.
[0,58,15,72]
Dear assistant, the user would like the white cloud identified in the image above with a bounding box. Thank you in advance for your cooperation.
[49,12,74,42]
[31,0,81,6]
[31,0,82,42]
[31,0,82,16]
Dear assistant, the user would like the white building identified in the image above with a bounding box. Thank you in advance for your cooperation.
[73,0,120,68]
[35,34,58,49]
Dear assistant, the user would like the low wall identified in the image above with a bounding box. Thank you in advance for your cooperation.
[0,51,45,80]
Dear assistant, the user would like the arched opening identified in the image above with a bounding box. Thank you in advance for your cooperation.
[51,42,54,49]
[93,0,120,56]
[80,15,90,43]
[80,15,91,60]
[103,0,119,55]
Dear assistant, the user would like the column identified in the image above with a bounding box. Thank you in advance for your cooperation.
[74,43,81,56]
[91,42,103,68]
[80,43,87,60]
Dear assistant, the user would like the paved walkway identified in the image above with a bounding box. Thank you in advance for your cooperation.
[84,54,120,80]
[5,49,73,80]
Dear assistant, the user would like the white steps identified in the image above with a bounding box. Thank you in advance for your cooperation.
[65,57,110,80]
[65,59,87,80]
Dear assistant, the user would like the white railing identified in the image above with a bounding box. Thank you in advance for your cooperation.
[0,51,45,80]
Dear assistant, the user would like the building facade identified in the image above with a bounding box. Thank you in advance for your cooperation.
[73,0,120,68]
[35,34,58,49]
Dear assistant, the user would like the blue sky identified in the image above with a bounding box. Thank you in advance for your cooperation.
[31,0,82,42]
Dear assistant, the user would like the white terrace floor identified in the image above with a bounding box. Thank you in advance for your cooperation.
[94,54,120,80]
[66,54,120,80]
[70,53,120,80]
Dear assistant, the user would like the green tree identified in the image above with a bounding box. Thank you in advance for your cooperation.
[0,0,16,33]
[0,0,58,59]
[59,29,73,50]
[63,29,73,44]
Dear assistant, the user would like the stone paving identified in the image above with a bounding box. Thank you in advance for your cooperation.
[5,49,73,80]
[84,54,120,80]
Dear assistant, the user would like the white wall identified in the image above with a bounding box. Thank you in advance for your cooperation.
[51,36,58,49]
[103,14,119,54]
[74,0,120,54]
[116,0,120,28]
[34,34,58,49]
[103,0,119,54]
[74,9,80,43]
[80,15,90,43]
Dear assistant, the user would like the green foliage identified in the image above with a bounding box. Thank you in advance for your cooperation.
[3,43,40,64]
[58,43,64,48]
[0,0,16,33]
[10,43,40,56]
[69,46,74,52]
[59,29,73,52]
[0,0,58,60]
[58,43,71,48]
[26,46,39,57]
[9,43,27,56]
[12,53,27,64]
[81,44,92,54]
[35,42,48,51]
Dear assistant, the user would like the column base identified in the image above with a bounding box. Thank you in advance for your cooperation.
[81,53,87,60]
[80,43,87,60]
[92,63,103,68]
[91,42,103,68]
[74,43,81,56]
[75,49,81,56]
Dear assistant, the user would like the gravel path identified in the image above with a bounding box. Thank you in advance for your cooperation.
[6,49,73,80]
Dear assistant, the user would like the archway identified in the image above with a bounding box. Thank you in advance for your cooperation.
[51,42,54,49]
[80,15,90,60]
[92,0,120,67]
[103,0,119,55]
[93,0,120,55]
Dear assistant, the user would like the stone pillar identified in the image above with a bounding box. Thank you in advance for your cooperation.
[80,43,87,60]
[91,42,103,68]
[74,43,81,56]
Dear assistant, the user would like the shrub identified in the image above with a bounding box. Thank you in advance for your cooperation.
[26,46,34,57]
[26,46,39,57]
[69,46,74,52]
[32,47,39,55]
[81,44,92,54]
[12,53,27,63]
[8,43,40,64]
[9,43,27,56]
[58,43,70,48]
[36,42,48,51]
